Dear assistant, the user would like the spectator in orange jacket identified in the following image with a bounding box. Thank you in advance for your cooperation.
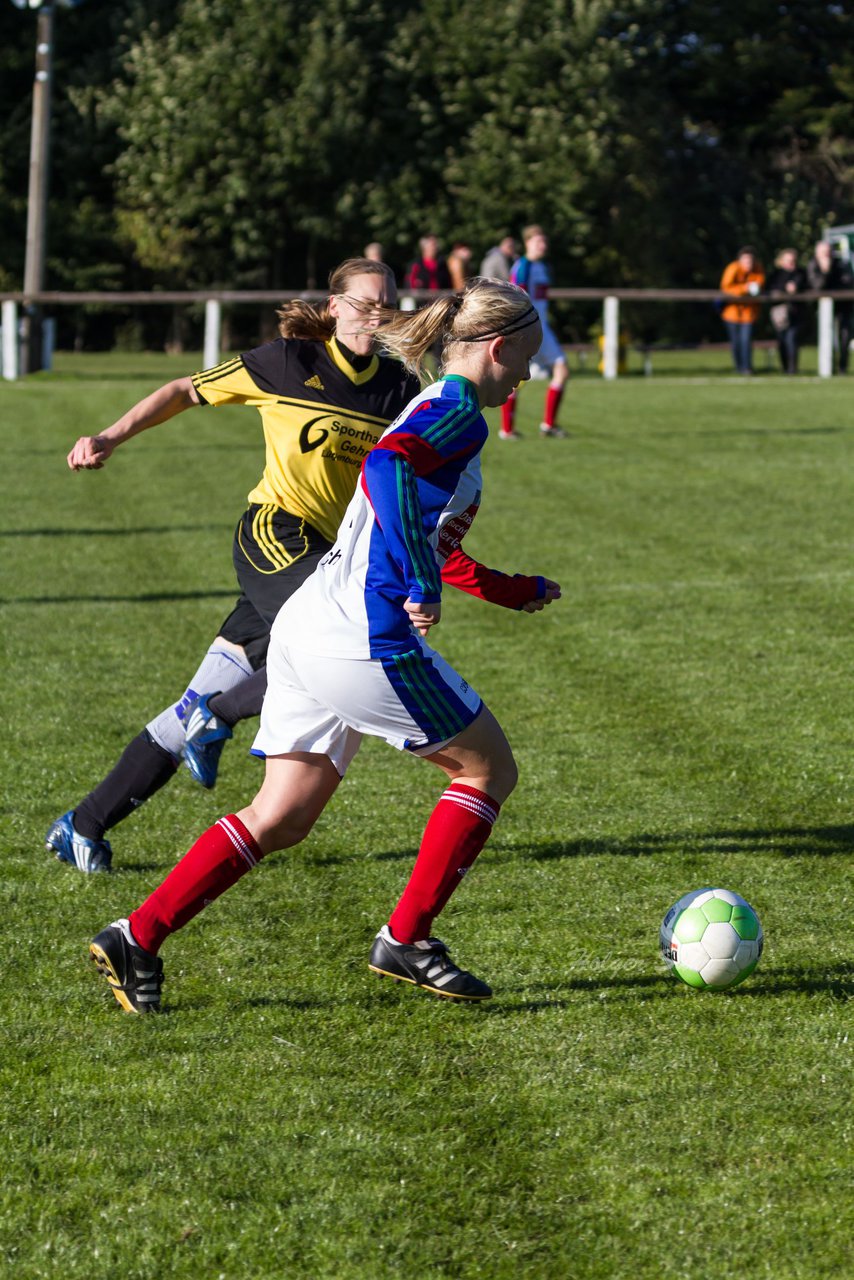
[720,246,765,374]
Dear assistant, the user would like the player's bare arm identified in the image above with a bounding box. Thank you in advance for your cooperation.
[521,579,561,613]
[67,376,201,471]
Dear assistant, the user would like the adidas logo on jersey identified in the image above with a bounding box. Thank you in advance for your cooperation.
[304,375,325,390]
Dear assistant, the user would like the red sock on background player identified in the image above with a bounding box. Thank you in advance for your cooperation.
[543,382,564,428]
[500,390,517,437]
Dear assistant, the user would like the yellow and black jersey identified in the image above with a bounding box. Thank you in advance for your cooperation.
[192,337,420,543]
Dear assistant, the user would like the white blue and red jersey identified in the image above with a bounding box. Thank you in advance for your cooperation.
[277,374,546,662]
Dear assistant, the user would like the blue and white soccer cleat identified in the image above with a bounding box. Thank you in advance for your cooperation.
[45,810,112,873]
[181,693,233,789]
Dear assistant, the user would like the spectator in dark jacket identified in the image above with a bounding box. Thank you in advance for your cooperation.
[479,235,518,282]
[406,235,452,292]
[767,248,808,374]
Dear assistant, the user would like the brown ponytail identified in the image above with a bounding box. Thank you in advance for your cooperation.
[277,258,397,340]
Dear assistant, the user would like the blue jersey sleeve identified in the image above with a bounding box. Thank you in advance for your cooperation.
[363,452,443,603]
[361,379,487,605]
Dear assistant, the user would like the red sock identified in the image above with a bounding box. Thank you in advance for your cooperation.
[543,383,564,428]
[389,784,500,943]
[500,391,516,435]
[129,814,262,954]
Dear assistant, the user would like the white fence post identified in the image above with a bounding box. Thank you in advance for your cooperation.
[817,296,834,378]
[203,299,221,369]
[2,301,19,381]
[41,317,55,371]
[602,295,619,380]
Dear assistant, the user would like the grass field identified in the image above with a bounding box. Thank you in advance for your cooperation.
[1,353,852,1279]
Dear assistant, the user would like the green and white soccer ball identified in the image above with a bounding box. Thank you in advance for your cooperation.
[660,887,763,990]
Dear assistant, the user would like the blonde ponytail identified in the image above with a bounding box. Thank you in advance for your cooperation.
[373,278,537,381]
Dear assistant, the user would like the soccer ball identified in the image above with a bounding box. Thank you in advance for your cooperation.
[660,887,763,990]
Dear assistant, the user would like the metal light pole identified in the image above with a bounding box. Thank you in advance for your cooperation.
[11,0,85,372]
[22,1,53,372]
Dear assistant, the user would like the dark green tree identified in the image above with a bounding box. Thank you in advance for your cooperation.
[2,0,851,329]
[0,0,178,292]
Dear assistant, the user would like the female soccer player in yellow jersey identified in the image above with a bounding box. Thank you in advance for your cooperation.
[46,259,420,872]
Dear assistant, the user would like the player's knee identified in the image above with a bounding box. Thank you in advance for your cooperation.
[261,815,318,854]
[490,751,519,801]
[243,803,320,855]
[474,741,518,805]
[145,706,185,760]
[212,635,249,662]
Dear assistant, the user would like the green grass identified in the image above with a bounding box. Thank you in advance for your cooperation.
[1,354,852,1279]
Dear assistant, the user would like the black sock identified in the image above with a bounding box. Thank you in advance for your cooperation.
[73,731,179,840]
[208,666,268,725]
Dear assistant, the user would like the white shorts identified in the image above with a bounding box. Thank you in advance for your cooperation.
[252,636,483,776]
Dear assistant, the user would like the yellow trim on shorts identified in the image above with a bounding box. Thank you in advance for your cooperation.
[254,505,292,569]
[237,506,311,575]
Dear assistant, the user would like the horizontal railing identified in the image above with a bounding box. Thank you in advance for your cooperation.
[3,288,854,381]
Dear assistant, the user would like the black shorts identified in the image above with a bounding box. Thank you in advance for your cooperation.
[216,505,331,669]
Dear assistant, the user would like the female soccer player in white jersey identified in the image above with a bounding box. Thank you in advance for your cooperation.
[89,278,561,1010]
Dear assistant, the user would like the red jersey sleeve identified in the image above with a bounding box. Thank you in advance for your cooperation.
[438,510,545,609]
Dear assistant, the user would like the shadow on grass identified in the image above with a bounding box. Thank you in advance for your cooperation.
[655,425,850,438]
[0,523,227,538]
[313,824,854,870]
[110,862,172,875]
[155,992,334,1016]
[28,371,193,384]
[153,963,851,1017]
[492,961,852,1011]
[311,848,419,867]
[507,824,854,860]
[493,971,675,1011]
[240,994,331,1012]
[4,588,237,606]
[733,963,852,999]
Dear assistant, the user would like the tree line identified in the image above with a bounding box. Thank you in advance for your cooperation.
[1,0,852,343]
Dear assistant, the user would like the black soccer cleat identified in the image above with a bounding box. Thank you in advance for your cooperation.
[368,924,492,1001]
[89,919,163,1014]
